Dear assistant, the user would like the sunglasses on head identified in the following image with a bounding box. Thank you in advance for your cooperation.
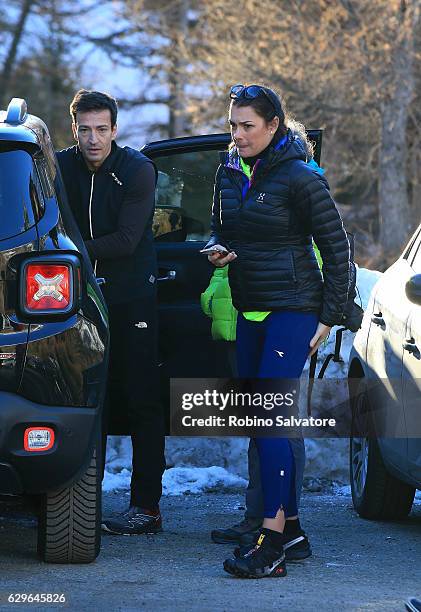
[230,84,278,112]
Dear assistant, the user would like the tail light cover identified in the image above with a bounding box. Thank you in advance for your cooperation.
[24,427,55,452]
[26,264,71,310]
[20,254,81,319]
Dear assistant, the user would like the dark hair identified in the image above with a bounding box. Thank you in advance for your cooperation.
[70,89,118,127]
[230,86,287,140]
[230,85,314,158]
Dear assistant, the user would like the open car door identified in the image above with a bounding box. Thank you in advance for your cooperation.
[109,131,322,433]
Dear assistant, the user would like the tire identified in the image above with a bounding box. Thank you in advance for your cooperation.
[349,378,415,520]
[37,441,101,564]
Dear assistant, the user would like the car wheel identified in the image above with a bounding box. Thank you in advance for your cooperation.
[37,439,101,563]
[350,378,415,520]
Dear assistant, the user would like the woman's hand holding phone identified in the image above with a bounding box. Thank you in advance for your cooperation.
[201,244,237,267]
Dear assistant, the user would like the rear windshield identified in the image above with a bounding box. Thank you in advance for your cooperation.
[0,148,40,240]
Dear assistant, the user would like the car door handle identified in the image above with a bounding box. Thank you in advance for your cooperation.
[371,313,385,326]
[157,270,176,282]
[403,338,418,353]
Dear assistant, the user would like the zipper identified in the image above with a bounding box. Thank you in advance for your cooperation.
[88,173,97,275]
[110,172,122,186]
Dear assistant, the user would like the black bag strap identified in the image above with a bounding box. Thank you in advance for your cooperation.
[307,328,346,415]
[307,351,317,416]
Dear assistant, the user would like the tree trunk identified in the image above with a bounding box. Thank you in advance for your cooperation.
[168,0,188,138]
[378,1,419,254]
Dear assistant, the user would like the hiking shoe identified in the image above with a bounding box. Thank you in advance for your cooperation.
[223,530,287,579]
[211,517,262,544]
[101,506,162,535]
[236,529,312,561]
[238,528,260,547]
[406,598,421,612]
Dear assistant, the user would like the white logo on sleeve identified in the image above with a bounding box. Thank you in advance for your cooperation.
[135,322,148,329]
[274,350,284,357]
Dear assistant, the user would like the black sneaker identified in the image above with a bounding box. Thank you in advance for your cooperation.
[223,530,287,579]
[101,506,162,535]
[211,517,262,544]
[406,598,421,612]
[236,529,312,561]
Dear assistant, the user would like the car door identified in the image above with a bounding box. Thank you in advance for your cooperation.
[142,131,323,427]
[402,227,421,481]
[365,253,412,470]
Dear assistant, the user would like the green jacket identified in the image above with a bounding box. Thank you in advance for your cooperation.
[200,267,237,341]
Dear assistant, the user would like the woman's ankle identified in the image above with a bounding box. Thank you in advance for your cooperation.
[262,508,285,533]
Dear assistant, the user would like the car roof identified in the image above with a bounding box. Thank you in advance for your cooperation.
[0,98,49,149]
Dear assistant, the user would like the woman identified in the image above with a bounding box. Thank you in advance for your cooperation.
[204,84,350,578]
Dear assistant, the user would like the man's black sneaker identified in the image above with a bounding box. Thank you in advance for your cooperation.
[406,598,421,612]
[236,529,312,561]
[211,517,262,544]
[101,506,162,535]
[223,530,287,579]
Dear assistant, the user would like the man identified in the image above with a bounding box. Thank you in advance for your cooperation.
[57,89,165,535]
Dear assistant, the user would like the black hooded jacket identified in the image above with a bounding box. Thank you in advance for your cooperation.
[205,131,350,327]
[57,142,158,305]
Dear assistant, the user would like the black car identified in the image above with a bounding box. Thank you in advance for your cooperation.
[0,98,109,563]
[349,225,421,519]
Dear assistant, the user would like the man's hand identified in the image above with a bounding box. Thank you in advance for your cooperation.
[208,246,237,267]
[309,322,331,357]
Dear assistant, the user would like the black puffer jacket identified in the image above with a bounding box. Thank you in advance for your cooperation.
[206,132,350,327]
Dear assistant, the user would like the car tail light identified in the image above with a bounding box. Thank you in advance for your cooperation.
[25,264,71,311]
[24,427,55,452]
[19,254,81,319]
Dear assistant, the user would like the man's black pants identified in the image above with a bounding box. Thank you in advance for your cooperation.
[105,296,166,509]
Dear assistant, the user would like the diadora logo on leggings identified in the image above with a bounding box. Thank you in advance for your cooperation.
[256,192,265,203]
[135,322,148,329]
[274,350,285,357]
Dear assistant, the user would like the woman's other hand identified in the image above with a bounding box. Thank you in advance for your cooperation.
[309,322,331,357]
[208,248,237,267]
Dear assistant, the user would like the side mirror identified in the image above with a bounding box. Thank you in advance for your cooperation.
[405,273,421,306]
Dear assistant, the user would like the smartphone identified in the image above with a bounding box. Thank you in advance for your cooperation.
[199,246,229,255]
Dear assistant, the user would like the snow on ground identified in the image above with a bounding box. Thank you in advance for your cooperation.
[103,464,246,496]
[104,267,382,495]
[333,484,351,496]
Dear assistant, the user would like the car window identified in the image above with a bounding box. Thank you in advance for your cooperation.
[0,147,39,239]
[153,149,220,241]
[34,153,55,199]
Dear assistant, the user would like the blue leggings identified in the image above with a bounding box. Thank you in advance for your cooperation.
[236,311,318,518]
